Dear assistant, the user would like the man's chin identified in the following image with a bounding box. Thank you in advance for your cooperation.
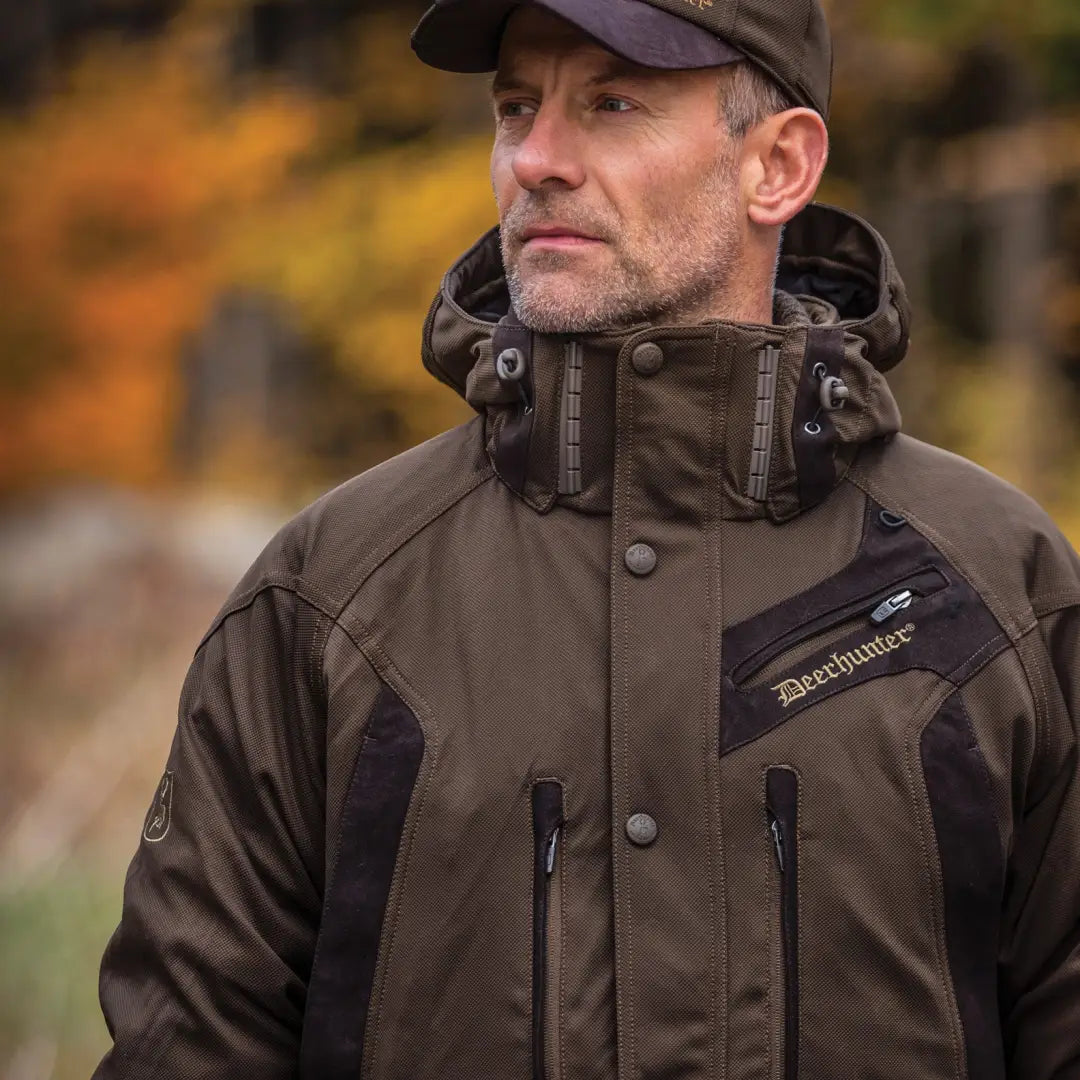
[507,259,642,333]
[511,291,632,335]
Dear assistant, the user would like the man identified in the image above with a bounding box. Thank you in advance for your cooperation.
[95,0,1080,1076]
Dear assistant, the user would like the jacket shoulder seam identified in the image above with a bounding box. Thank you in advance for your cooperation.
[197,576,338,654]
[1031,593,1080,619]
[332,465,495,616]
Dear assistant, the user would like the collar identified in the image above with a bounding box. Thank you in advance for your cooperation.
[424,203,908,524]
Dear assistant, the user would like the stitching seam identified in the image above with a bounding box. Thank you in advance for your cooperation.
[339,465,495,613]
[1031,594,1080,618]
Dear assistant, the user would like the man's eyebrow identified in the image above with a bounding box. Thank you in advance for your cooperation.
[490,68,528,97]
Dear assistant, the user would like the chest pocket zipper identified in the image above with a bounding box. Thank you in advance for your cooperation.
[532,781,565,1080]
[734,568,947,690]
[766,767,800,1080]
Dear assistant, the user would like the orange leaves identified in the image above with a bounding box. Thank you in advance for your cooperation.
[0,10,319,493]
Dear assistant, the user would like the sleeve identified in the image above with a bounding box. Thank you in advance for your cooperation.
[1000,601,1080,1079]
[93,582,331,1079]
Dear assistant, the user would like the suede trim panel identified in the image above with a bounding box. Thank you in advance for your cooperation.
[299,684,425,1079]
[920,693,1006,1080]
[720,499,1008,754]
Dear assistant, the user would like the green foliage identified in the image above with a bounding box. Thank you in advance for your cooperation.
[0,869,118,1079]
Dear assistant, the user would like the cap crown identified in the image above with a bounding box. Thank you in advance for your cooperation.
[644,0,831,117]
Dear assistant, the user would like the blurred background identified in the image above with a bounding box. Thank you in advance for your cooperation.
[1,0,1080,1075]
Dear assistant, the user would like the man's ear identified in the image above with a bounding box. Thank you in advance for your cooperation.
[743,108,829,228]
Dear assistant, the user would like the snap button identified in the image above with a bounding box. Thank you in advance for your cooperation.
[624,543,657,576]
[631,342,664,376]
[626,813,658,846]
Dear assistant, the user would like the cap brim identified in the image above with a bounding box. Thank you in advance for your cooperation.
[411,0,743,74]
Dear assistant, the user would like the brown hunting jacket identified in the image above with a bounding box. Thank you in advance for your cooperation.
[96,203,1080,1080]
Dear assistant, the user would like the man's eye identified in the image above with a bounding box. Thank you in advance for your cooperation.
[498,101,536,119]
[597,97,633,113]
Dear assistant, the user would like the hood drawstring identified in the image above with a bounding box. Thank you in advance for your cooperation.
[803,361,850,437]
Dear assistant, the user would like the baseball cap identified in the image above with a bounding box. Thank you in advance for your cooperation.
[411,0,832,119]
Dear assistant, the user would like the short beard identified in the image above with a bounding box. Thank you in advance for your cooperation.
[499,148,742,334]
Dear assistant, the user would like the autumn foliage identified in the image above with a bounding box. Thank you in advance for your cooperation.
[0,4,490,496]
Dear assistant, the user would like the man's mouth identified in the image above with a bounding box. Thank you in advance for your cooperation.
[520,224,603,250]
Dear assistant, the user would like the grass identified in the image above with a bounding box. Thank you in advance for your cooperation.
[0,864,121,1079]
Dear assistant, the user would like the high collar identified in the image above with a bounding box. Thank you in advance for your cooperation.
[421,203,908,523]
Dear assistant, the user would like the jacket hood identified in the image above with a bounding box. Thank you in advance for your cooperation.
[421,202,909,522]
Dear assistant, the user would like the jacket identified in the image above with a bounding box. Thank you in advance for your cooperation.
[95,203,1080,1080]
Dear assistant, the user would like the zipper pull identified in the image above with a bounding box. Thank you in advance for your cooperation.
[870,589,914,626]
[769,814,785,872]
[545,828,560,875]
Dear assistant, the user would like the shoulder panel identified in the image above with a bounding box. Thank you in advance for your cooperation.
[849,435,1080,639]
[209,417,492,633]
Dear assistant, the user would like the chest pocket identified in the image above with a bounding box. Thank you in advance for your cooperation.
[720,500,1007,756]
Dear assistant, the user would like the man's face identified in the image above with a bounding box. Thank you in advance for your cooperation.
[490,7,746,334]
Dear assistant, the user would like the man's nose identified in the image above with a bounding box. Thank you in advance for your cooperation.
[511,106,586,191]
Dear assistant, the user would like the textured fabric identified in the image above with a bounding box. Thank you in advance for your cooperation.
[96,203,1080,1080]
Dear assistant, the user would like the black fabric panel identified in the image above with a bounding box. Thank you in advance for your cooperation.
[531,781,564,1080]
[299,685,425,1079]
[792,326,844,511]
[720,499,1008,755]
[491,319,535,495]
[921,694,1006,1080]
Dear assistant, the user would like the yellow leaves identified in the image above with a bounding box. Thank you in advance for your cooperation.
[227,133,496,445]
[336,12,457,138]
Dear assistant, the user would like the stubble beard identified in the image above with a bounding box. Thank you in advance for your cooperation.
[500,150,743,334]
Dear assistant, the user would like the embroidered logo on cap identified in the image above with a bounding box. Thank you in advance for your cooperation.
[772,623,916,708]
[143,771,174,843]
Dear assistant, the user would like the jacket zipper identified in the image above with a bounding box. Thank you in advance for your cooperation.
[735,567,946,689]
[532,781,565,1080]
[766,767,800,1080]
